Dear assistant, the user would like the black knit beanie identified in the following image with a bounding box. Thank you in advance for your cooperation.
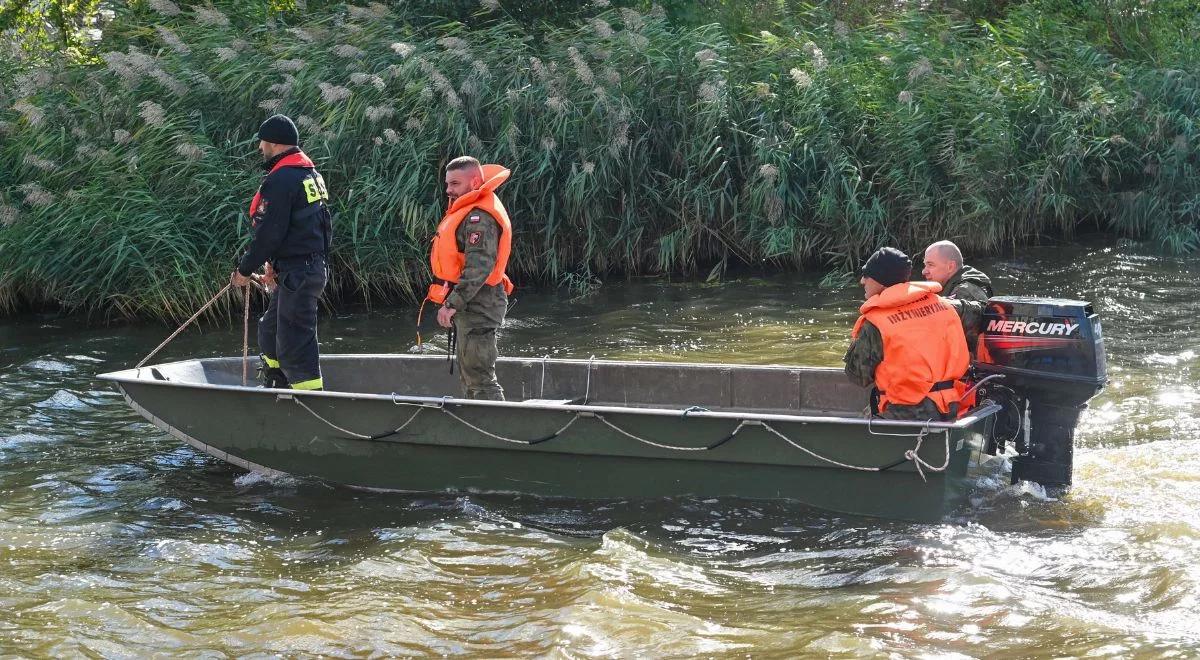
[861,247,912,287]
[257,114,299,146]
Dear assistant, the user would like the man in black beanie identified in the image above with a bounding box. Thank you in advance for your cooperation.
[858,246,911,298]
[230,114,332,391]
[843,247,971,420]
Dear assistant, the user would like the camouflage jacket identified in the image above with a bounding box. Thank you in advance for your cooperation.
[446,208,508,329]
[943,265,993,303]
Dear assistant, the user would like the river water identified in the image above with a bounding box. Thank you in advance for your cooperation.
[1,240,1197,657]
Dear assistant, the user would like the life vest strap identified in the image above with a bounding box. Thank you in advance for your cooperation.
[877,379,957,397]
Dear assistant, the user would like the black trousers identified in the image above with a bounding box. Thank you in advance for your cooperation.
[258,259,327,389]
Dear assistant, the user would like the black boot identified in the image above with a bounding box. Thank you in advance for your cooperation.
[264,368,290,389]
[257,361,290,389]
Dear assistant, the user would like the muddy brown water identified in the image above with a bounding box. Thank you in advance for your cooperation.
[1,240,1197,656]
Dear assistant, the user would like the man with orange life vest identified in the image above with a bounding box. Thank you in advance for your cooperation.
[229,114,331,391]
[430,156,514,400]
[843,247,971,420]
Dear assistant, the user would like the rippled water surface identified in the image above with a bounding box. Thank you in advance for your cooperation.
[2,241,1198,656]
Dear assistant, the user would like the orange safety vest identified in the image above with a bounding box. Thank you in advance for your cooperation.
[851,281,971,416]
[427,163,514,305]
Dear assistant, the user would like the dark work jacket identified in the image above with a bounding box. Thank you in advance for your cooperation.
[237,148,331,276]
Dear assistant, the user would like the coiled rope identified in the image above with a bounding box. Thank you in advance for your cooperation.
[904,430,951,482]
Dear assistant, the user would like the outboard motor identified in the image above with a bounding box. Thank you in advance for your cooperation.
[973,297,1107,487]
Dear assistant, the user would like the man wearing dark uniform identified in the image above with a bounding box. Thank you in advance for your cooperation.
[230,114,331,391]
[843,247,971,420]
[430,156,514,400]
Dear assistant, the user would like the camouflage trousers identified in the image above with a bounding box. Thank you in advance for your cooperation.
[878,397,948,421]
[454,323,504,401]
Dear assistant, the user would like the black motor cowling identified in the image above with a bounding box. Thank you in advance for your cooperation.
[973,297,1107,487]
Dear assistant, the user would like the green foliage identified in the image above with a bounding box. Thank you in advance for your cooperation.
[0,0,106,57]
[0,0,1198,321]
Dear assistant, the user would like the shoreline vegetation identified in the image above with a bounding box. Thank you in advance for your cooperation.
[1,0,1197,322]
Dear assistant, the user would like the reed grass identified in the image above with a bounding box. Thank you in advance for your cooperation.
[1,0,1197,321]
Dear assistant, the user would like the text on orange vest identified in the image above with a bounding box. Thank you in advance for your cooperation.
[851,281,970,415]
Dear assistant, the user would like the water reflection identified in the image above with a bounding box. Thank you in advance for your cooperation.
[0,240,1197,655]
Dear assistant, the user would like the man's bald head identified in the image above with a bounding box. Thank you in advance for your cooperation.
[921,240,963,286]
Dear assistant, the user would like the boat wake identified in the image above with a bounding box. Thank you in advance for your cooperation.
[233,470,299,490]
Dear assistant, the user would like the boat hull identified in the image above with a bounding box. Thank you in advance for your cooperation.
[106,356,994,522]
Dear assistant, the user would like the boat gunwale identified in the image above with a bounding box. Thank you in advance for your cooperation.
[98,355,1000,430]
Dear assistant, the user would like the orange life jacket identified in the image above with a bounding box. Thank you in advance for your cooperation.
[427,163,514,304]
[249,150,316,221]
[852,281,971,416]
